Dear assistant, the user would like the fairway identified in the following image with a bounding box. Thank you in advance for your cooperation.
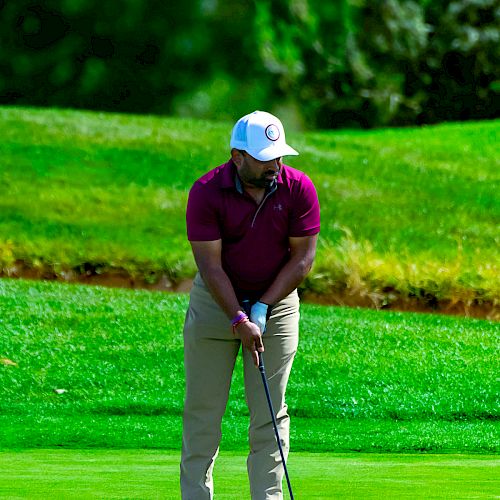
[1,278,499,454]
[0,450,498,499]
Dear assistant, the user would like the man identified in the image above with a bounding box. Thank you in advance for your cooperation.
[181,110,320,499]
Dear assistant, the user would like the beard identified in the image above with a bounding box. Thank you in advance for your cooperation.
[248,176,274,189]
[239,160,280,189]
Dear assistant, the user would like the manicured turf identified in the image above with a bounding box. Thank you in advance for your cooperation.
[0,450,498,499]
[0,106,498,307]
[1,278,498,453]
[1,413,498,454]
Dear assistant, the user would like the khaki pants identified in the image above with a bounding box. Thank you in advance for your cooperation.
[180,273,299,500]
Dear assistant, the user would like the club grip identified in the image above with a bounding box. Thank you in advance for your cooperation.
[241,299,252,317]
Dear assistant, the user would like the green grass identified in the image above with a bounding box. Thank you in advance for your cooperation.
[1,278,498,453]
[0,106,498,309]
[1,450,499,499]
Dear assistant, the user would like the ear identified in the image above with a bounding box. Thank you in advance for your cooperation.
[231,148,244,167]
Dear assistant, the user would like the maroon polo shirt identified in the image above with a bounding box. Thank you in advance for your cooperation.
[186,159,320,299]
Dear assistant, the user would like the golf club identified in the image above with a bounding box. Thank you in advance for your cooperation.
[242,300,294,500]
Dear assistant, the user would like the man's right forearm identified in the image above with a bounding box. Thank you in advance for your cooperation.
[198,264,265,367]
[198,266,243,320]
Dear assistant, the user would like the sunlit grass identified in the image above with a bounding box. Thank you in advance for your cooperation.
[0,107,498,308]
[1,279,498,452]
[1,450,499,499]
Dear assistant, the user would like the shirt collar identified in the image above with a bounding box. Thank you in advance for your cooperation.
[220,160,237,189]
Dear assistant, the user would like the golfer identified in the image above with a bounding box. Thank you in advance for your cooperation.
[180,110,320,499]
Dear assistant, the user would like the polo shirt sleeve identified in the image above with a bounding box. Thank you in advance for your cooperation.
[186,182,221,241]
[289,174,321,237]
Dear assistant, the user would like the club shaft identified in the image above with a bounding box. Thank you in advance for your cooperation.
[259,353,294,500]
[241,300,294,498]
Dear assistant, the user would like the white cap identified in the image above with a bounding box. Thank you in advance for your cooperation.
[230,111,299,161]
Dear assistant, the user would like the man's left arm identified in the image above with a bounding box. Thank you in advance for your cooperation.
[259,234,318,307]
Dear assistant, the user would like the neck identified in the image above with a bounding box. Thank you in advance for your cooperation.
[242,181,264,193]
[235,169,266,195]
[244,184,265,204]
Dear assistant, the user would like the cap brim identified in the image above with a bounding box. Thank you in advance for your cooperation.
[248,144,299,161]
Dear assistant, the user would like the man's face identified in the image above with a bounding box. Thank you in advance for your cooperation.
[235,151,282,189]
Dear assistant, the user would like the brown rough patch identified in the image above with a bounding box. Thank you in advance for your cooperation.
[1,262,190,293]
[1,262,498,321]
[301,292,499,321]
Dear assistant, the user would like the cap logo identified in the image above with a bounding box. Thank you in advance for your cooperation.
[265,124,280,142]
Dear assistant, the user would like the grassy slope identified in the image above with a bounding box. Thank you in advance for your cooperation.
[1,450,499,499]
[1,278,498,453]
[0,106,498,309]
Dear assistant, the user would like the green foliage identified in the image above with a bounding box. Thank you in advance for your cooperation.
[253,0,362,126]
[0,279,499,453]
[354,0,500,125]
[0,1,498,127]
[0,0,209,113]
[251,0,500,127]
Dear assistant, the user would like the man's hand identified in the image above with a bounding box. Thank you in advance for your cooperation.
[250,301,269,334]
[235,320,264,367]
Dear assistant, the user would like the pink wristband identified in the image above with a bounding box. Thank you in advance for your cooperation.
[231,313,249,335]
[231,313,248,326]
